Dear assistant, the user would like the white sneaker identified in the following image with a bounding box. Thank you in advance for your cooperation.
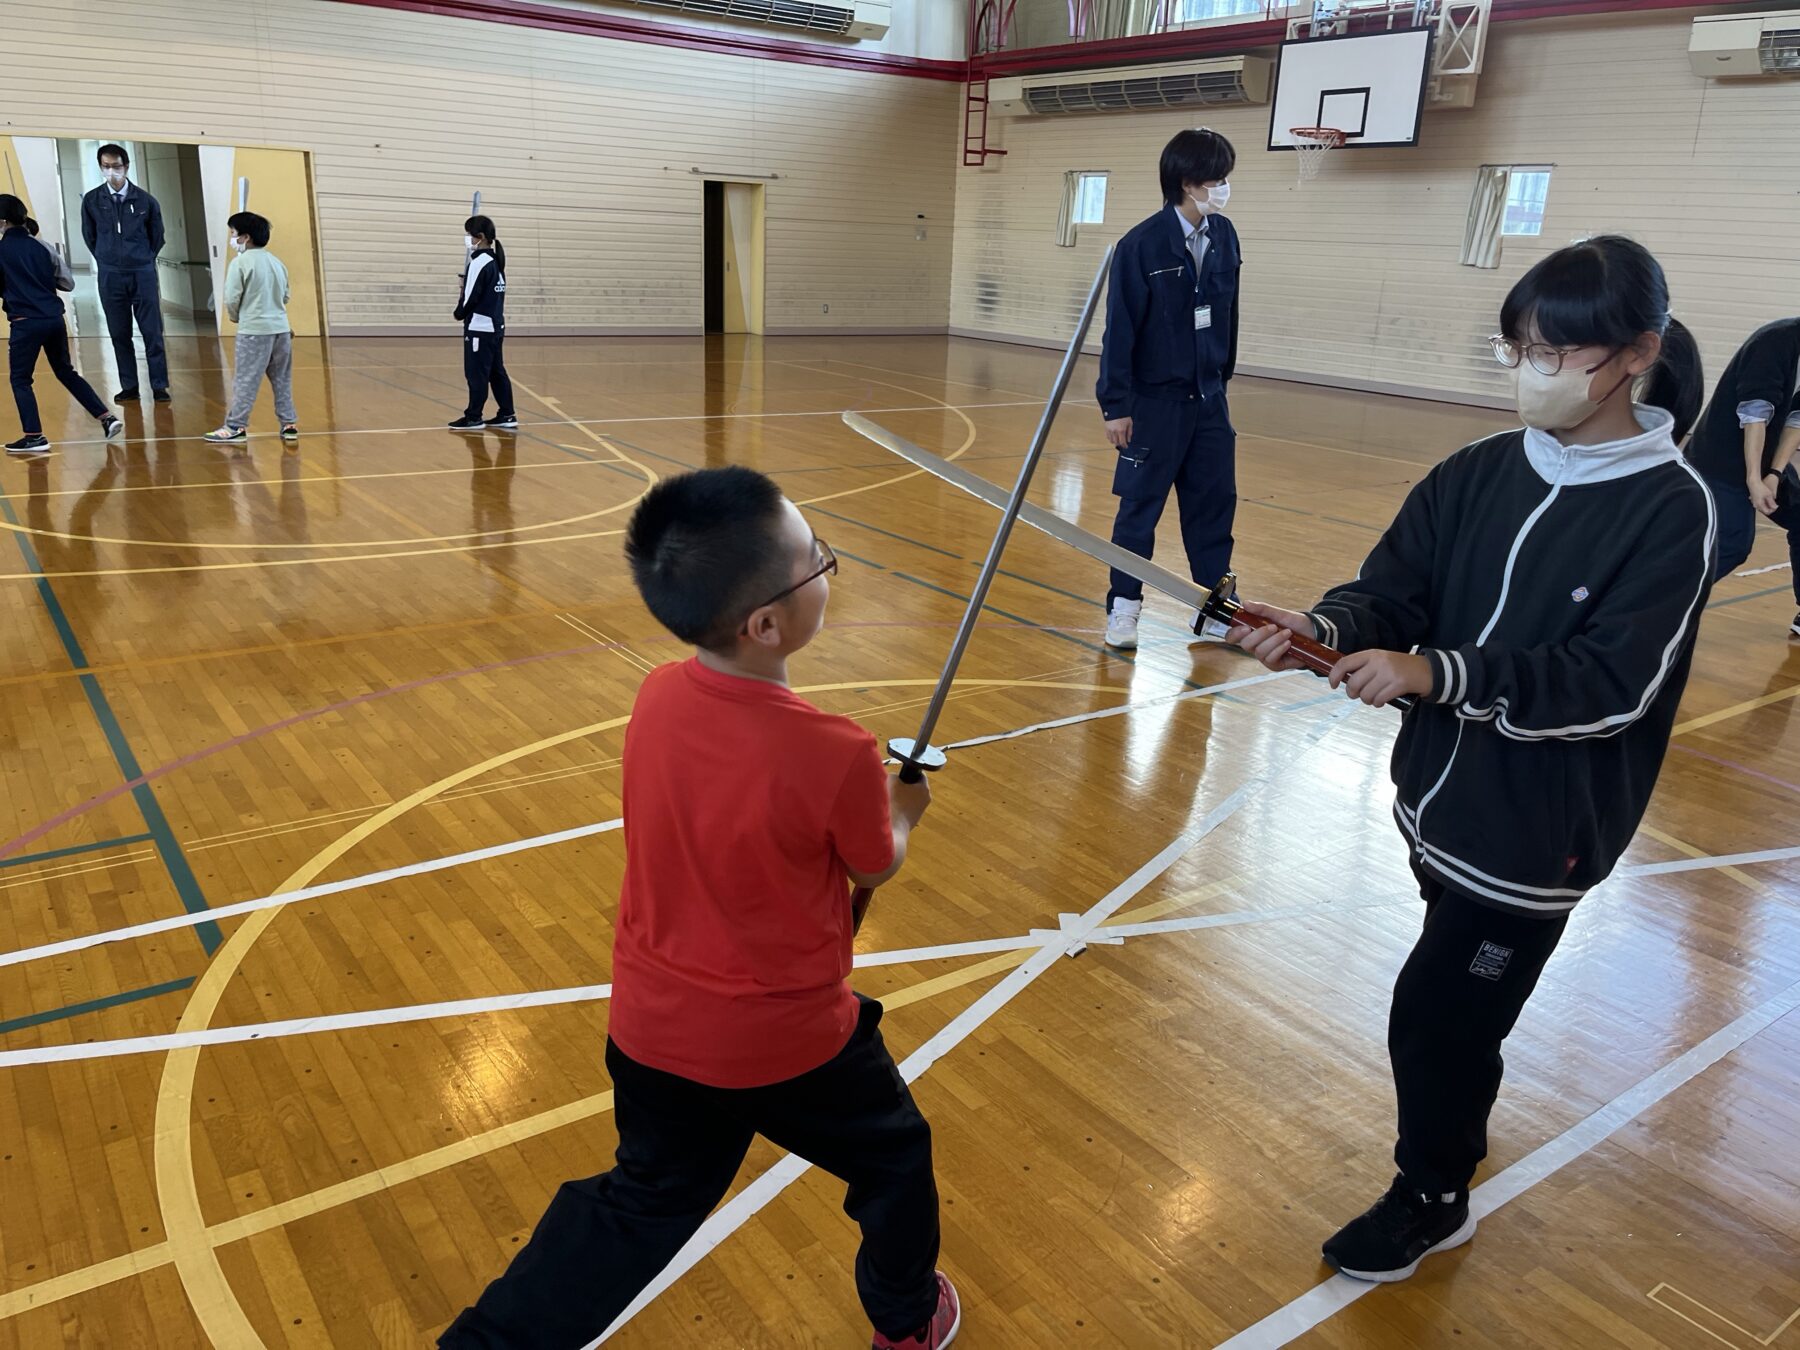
[1105,599,1142,650]
[1190,605,1232,642]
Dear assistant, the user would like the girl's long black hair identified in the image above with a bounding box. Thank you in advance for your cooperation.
[465,214,505,273]
[1499,234,1703,441]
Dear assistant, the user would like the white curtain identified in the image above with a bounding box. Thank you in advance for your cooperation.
[1083,0,1161,40]
[1055,171,1080,247]
[1460,165,1510,269]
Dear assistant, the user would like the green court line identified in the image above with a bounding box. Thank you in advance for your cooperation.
[0,494,222,954]
[0,976,195,1036]
[0,832,154,871]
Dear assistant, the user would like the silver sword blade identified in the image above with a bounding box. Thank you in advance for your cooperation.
[841,410,1212,615]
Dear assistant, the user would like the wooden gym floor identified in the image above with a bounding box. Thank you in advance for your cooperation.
[0,331,1795,1349]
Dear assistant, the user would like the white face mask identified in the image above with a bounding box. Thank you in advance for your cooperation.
[464,234,476,252]
[230,236,247,254]
[1190,182,1231,216]
[103,168,126,187]
[1514,352,1625,432]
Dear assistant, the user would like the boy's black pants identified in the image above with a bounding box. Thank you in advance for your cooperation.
[461,331,514,420]
[1389,868,1569,1196]
[439,996,940,1348]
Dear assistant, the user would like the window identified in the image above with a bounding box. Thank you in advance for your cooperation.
[1502,168,1552,237]
[1461,164,1553,269]
[1073,172,1108,225]
[1172,0,1265,22]
[1056,170,1108,247]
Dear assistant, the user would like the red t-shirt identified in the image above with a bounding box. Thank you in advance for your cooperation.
[607,659,896,1088]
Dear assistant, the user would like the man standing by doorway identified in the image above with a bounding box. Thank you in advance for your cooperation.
[1098,128,1241,650]
[80,143,170,404]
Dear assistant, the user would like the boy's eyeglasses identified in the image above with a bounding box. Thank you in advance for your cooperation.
[750,538,837,613]
[1489,335,1614,377]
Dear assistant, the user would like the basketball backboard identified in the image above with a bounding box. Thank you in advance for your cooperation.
[1267,27,1434,151]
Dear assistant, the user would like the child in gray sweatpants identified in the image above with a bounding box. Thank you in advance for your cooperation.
[204,211,298,444]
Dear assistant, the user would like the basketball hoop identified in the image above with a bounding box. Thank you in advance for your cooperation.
[1289,127,1346,183]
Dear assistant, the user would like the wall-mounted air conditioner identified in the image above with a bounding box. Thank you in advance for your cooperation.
[1689,9,1800,78]
[989,56,1274,116]
[621,0,889,40]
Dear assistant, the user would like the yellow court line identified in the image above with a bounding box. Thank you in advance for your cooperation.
[558,613,657,678]
[0,855,1239,1319]
[23,455,616,500]
[1637,826,1765,894]
[1674,683,1800,737]
[0,520,635,581]
[1,371,974,580]
[0,461,648,551]
[1648,1281,1800,1347]
[146,676,1127,1344]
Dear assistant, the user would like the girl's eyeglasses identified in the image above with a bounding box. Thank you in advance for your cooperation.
[1489,335,1614,377]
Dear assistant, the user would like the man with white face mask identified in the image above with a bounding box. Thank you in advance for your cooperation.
[79,143,170,404]
[1097,128,1243,650]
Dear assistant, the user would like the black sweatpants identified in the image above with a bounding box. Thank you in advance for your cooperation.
[461,330,514,420]
[1388,870,1568,1196]
[8,318,108,434]
[439,996,940,1349]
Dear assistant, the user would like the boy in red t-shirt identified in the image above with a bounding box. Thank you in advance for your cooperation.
[442,467,958,1350]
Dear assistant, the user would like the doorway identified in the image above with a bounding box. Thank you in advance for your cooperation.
[0,134,325,342]
[701,180,764,336]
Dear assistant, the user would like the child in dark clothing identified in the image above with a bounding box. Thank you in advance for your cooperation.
[0,194,121,456]
[1233,236,1713,1282]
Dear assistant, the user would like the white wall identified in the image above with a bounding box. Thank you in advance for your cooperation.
[949,12,1800,404]
[533,0,968,61]
[2,0,961,336]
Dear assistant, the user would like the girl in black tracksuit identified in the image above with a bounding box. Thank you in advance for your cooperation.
[450,214,516,431]
[1234,236,1714,1283]
[1685,317,1800,634]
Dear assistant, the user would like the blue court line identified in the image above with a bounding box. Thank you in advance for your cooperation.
[1708,583,1793,610]
[808,505,963,559]
[0,495,222,954]
[0,832,154,872]
[889,570,1217,693]
[0,976,195,1036]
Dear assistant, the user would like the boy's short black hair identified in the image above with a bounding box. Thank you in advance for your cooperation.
[0,195,26,229]
[97,144,130,169]
[1159,128,1236,205]
[228,211,272,248]
[625,467,798,651]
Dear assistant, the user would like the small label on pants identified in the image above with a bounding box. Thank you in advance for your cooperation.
[1470,940,1513,981]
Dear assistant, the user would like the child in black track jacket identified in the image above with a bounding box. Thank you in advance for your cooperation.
[1232,236,1714,1283]
[449,214,516,432]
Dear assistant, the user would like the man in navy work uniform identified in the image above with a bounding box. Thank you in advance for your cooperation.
[79,143,170,404]
[1098,128,1242,650]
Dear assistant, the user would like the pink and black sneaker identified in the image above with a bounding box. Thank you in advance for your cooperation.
[871,1272,960,1349]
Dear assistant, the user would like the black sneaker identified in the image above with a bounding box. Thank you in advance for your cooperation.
[152,388,172,404]
[486,413,519,430]
[101,414,124,440]
[1321,1175,1475,1282]
[5,434,52,457]
[1790,612,1800,639]
[448,415,486,431]
[115,388,141,404]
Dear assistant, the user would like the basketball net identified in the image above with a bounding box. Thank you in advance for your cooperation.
[1290,127,1346,184]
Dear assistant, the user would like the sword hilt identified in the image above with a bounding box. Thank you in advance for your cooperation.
[850,740,947,932]
[1203,572,1415,712]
